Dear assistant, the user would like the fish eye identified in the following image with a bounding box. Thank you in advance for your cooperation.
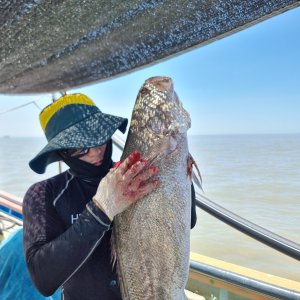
[140,87,150,96]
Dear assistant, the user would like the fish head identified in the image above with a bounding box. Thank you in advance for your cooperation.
[130,76,191,141]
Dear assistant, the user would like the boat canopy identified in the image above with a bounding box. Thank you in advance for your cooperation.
[0,0,299,94]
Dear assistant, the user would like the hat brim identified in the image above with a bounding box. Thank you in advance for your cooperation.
[29,112,127,174]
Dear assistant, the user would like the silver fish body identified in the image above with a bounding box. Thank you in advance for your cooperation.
[113,76,192,300]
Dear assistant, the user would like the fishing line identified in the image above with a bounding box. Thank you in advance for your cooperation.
[0,100,42,115]
[0,93,63,116]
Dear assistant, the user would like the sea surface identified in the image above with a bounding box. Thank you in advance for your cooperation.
[0,134,299,282]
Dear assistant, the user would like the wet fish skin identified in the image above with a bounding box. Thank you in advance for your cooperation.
[113,76,191,300]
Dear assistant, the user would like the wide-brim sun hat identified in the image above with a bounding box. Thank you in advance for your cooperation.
[29,93,128,174]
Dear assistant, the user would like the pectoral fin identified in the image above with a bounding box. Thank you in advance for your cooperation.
[188,153,203,191]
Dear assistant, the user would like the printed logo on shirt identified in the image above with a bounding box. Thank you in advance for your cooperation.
[71,213,80,224]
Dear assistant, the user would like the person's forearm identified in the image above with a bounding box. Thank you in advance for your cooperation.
[24,202,110,296]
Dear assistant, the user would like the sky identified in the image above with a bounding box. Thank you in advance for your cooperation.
[0,7,299,137]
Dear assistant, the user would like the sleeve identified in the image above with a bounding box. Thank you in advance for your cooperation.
[191,183,197,229]
[22,180,111,296]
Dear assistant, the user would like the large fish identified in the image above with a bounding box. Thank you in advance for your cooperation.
[113,76,193,300]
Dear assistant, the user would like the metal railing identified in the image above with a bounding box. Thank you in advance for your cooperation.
[189,260,300,299]
[0,191,23,222]
[196,193,300,261]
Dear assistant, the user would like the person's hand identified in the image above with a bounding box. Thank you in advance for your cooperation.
[93,151,160,220]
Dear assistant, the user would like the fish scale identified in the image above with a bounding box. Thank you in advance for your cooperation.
[113,76,191,300]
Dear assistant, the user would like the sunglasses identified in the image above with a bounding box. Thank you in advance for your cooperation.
[61,148,90,158]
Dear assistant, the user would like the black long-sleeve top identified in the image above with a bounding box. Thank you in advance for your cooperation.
[23,170,197,300]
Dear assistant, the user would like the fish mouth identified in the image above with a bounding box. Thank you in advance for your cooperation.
[131,76,191,137]
[146,76,173,92]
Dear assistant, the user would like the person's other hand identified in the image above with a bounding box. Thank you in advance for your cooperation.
[93,152,159,220]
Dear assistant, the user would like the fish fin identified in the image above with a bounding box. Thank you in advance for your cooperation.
[110,230,117,268]
[188,153,204,192]
[131,134,178,180]
[144,134,178,163]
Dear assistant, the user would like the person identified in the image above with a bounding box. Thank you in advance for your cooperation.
[22,93,197,300]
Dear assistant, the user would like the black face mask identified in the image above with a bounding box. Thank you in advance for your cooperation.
[61,140,113,183]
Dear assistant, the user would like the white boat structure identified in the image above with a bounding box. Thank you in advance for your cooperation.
[1,1,300,299]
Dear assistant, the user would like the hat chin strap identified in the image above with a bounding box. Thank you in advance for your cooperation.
[62,140,113,183]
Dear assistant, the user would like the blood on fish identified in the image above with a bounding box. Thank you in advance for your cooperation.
[150,165,158,172]
[130,151,141,163]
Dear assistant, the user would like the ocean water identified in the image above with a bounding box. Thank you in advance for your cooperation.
[0,135,299,282]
